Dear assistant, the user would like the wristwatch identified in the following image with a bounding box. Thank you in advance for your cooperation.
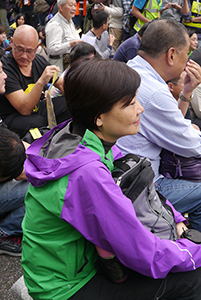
[179,92,194,102]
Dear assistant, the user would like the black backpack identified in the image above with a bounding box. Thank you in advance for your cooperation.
[112,154,178,240]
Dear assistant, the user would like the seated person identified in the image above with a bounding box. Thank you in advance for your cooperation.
[21,57,201,300]
[188,84,201,130]
[0,59,28,256]
[0,126,29,256]
[113,22,149,63]
[166,70,194,122]
[51,42,100,98]
[117,19,201,232]
[0,24,71,139]
[7,13,26,41]
[85,11,115,58]
[0,25,10,50]
[160,0,190,22]
[187,28,198,56]
[36,25,47,60]
[185,47,201,130]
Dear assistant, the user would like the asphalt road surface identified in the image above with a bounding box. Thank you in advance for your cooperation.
[0,255,23,299]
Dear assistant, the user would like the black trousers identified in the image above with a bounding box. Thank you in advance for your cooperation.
[4,95,71,139]
[69,268,201,300]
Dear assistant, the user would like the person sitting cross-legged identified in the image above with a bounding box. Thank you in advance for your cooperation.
[0,24,71,139]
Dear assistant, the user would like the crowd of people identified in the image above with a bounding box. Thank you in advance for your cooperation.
[2,0,201,299]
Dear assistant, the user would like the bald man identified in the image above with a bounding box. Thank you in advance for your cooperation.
[0,25,70,138]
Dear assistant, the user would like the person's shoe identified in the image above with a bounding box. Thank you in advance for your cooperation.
[0,235,22,256]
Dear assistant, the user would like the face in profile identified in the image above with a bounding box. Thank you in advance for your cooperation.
[95,94,144,143]
[174,39,189,80]
[0,61,7,94]
[189,33,198,52]
[167,70,186,100]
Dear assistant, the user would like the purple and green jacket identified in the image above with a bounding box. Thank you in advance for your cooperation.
[22,120,201,300]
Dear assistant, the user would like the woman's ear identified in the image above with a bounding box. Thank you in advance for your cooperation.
[96,115,103,128]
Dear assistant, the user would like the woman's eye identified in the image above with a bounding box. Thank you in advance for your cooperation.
[130,101,135,106]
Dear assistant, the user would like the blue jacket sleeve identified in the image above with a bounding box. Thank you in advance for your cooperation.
[133,0,146,10]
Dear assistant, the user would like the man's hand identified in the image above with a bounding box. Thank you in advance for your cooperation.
[183,59,201,99]
[69,39,83,48]
[160,2,172,12]
[171,2,181,10]
[108,34,115,47]
[38,65,61,87]
[164,2,172,9]
[98,2,105,10]
[192,124,200,131]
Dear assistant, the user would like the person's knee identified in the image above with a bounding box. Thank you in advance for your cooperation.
[8,115,47,139]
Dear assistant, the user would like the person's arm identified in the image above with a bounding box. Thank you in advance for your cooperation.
[190,84,201,119]
[183,0,192,21]
[126,58,201,158]
[5,65,62,115]
[46,20,81,56]
[189,15,201,22]
[113,45,128,62]
[181,0,189,15]
[58,161,201,278]
[100,2,124,17]
[54,76,64,94]
[160,2,172,13]
[93,32,115,58]
[165,199,187,225]
[131,5,151,23]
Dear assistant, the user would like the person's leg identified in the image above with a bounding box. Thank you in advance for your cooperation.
[0,180,29,237]
[69,268,201,300]
[155,177,201,231]
[38,11,49,26]
[162,268,201,300]
[4,113,48,138]
[0,9,9,34]
[109,27,123,52]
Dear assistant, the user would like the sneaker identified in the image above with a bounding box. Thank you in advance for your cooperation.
[0,235,22,257]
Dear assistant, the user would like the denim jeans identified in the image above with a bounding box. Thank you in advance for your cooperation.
[155,177,201,231]
[0,179,29,237]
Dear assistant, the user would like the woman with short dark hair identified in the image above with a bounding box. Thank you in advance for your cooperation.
[22,58,201,300]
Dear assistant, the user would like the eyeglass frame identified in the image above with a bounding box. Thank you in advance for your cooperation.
[13,42,38,56]
[171,81,185,85]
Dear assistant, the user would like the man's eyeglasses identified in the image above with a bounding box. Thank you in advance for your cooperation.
[171,81,185,85]
[13,43,38,55]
